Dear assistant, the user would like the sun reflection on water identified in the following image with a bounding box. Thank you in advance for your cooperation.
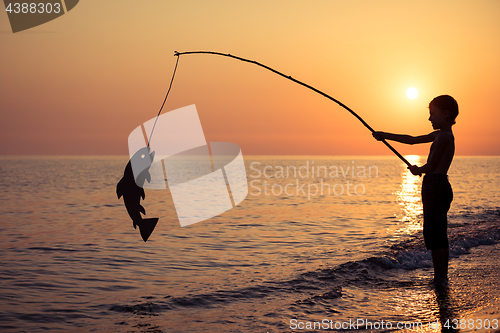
[388,155,455,329]
[394,155,424,237]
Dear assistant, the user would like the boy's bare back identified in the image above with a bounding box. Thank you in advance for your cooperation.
[426,130,454,175]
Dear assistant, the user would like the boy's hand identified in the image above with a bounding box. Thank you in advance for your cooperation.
[408,165,422,176]
[372,131,385,141]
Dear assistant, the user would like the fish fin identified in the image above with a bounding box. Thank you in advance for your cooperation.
[141,187,145,200]
[139,204,146,215]
[136,218,159,242]
[133,221,137,229]
[116,179,124,199]
[145,171,151,183]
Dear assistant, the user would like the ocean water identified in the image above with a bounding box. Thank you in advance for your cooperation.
[0,156,499,332]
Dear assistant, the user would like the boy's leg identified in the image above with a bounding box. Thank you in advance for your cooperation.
[431,247,449,282]
[422,174,453,283]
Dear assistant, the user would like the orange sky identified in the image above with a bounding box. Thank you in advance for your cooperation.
[1,0,499,155]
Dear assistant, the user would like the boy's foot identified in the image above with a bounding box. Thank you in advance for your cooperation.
[432,277,449,286]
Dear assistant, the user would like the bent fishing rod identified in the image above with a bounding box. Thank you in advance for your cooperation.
[152,50,412,167]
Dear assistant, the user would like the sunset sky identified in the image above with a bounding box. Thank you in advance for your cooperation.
[1,0,499,156]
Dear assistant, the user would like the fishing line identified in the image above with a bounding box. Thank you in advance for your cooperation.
[147,55,180,147]
[149,50,411,167]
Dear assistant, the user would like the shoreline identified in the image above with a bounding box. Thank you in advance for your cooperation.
[452,242,500,333]
[397,242,500,333]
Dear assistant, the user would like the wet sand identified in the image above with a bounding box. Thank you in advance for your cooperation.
[399,242,500,333]
[451,242,500,333]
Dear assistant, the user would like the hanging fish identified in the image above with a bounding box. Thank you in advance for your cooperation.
[116,147,159,242]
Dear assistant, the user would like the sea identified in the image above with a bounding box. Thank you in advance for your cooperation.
[0,155,499,333]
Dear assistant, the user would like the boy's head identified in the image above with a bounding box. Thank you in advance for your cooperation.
[429,95,459,125]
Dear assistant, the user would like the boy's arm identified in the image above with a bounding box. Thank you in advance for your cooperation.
[372,131,438,144]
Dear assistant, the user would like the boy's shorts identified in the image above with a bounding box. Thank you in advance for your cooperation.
[422,174,453,250]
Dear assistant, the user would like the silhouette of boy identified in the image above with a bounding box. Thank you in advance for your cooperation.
[373,95,459,284]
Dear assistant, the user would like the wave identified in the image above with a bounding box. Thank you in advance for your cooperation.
[110,209,500,315]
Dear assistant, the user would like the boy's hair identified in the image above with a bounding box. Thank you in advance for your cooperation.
[429,95,459,125]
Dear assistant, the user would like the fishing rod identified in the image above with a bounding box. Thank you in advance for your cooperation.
[154,50,412,167]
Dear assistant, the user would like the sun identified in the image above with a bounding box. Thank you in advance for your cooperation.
[406,87,418,99]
